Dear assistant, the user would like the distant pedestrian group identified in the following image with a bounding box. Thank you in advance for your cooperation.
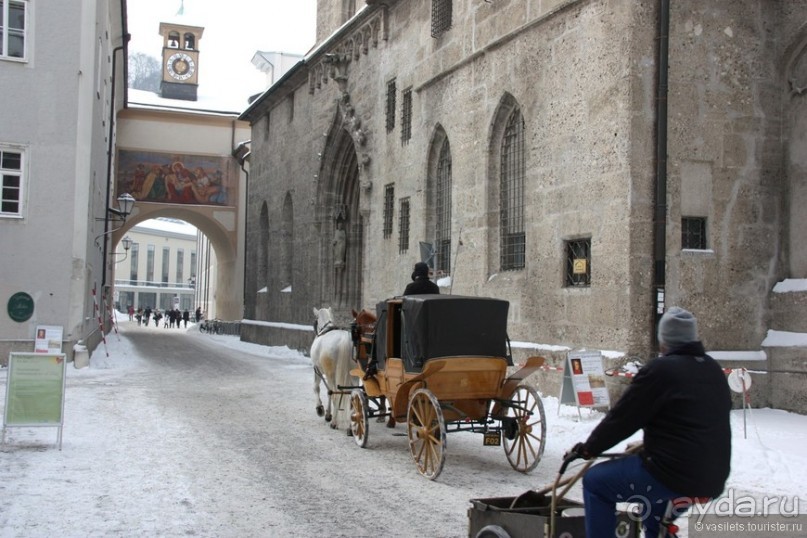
[131,306,193,329]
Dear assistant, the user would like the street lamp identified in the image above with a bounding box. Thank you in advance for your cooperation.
[108,193,136,221]
[114,235,132,264]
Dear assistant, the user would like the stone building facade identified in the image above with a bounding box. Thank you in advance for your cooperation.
[240,0,807,410]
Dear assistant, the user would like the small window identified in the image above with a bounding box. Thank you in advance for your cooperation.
[431,0,452,38]
[288,93,294,123]
[385,79,396,133]
[183,33,195,50]
[399,198,410,253]
[401,88,412,145]
[0,147,24,217]
[565,238,591,287]
[1,0,27,60]
[682,217,707,249]
[383,184,395,238]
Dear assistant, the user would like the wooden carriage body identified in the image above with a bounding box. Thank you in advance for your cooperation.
[354,295,544,422]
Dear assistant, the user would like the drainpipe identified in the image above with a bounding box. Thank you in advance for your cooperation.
[232,140,251,318]
[652,0,671,349]
[102,35,131,290]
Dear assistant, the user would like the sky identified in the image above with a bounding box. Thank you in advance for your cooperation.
[1,315,806,536]
[126,0,317,107]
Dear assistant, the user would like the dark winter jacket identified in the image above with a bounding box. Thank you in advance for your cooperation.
[403,277,440,295]
[582,341,731,497]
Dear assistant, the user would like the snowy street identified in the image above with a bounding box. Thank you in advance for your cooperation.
[1,320,806,537]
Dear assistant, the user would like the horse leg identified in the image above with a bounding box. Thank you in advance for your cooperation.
[314,369,325,418]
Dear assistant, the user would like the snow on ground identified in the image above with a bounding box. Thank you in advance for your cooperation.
[1,318,806,537]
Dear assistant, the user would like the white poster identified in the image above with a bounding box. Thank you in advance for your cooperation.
[34,325,64,354]
[567,350,610,408]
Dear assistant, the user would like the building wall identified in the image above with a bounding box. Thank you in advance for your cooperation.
[0,0,126,363]
[242,0,803,364]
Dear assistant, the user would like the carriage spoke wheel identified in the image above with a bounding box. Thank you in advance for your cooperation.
[350,389,369,448]
[407,388,446,480]
[502,385,546,473]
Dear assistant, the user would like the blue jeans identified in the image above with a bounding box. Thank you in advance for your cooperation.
[582,454,684,538]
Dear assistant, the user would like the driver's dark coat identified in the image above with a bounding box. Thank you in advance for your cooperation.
[403,277,439,295]
[582,341,731,497]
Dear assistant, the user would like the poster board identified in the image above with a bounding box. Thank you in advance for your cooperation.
[34,325,64,353]
[3,353,66,449]
[559,350,610,412]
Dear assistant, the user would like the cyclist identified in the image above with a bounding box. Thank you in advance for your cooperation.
[567,307,731,537]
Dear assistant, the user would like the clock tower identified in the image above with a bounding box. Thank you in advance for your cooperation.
[159,22,204,101]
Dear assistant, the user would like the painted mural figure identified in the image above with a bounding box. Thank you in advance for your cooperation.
[117,149,234,207]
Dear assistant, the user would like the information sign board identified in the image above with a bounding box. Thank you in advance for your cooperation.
[3,353,66,449]
[559,350,610,412]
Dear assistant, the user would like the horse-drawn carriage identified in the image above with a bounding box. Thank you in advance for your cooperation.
[345,294,548,480]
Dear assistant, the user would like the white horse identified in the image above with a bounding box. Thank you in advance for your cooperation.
[310,307,355,432]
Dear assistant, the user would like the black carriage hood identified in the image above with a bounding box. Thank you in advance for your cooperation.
[374,295,510,372]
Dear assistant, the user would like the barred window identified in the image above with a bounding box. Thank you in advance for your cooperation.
[431,0,452,38]
[383,183,394,238]
[1,1,27,60]
[386,79,396,133]
[500,107,526,271]
[401,88,412,145]
[0,147,23,216]
[399,198,410,253]
[435,140,452,274]
[682,217,707,249]
[565,238,591,287]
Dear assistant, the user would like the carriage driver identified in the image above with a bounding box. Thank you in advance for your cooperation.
[403,262,440,295]
[566,307,732,538]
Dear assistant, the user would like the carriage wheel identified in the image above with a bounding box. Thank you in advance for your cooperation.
[350,389,369,448]
[502,385,546,473]
[407,388,446,480]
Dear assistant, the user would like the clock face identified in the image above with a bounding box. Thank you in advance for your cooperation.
[166,52,196,81]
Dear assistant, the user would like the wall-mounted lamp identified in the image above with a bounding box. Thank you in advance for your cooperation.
[108,193,136,221]
[114,235,133,264]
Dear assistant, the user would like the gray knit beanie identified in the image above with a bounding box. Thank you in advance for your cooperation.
[658,307,698,348]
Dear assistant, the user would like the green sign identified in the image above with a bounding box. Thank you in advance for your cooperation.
[7,292,34,322]
[4,353,66,426]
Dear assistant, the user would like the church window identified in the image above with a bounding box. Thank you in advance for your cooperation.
[401,88,412,145]
[0,0,26,60]
[386,79,396,133]
[383,184,394,238]
[0,147,24,217]
[399,198,410,253]
[431,0,452,38]
[500,107,526,271]
[682,217,707,250]
[183,33,195,50]
[435,139,452,274]
[565,238,591,287]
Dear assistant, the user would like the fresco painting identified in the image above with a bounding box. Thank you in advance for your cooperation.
[116,150,236,207]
